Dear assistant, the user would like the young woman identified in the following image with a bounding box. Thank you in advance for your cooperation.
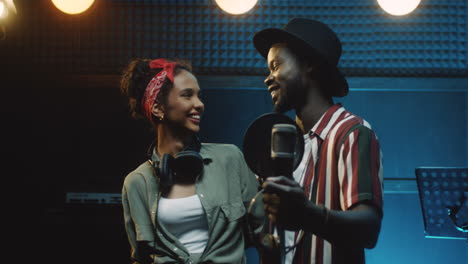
[120,58,259,264]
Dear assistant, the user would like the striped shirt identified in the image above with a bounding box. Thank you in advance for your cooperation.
[287,103,383,264]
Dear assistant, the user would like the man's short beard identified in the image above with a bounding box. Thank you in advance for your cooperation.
[274,74,306,113]
[274,97,292,113]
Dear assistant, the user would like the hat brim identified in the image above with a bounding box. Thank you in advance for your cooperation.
[253,28,349,97]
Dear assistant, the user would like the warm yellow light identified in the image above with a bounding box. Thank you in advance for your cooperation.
[215,0,258,15]
[51,0,95,15]
[0,3,5,19]
[377,0,421,16]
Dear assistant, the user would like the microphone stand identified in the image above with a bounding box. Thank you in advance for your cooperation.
[243,114,304,264]
[269,124,297,264]
[272,159,293,264]
[279,222,286,264]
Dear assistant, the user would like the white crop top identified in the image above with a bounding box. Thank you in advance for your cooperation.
[157,195,209,254]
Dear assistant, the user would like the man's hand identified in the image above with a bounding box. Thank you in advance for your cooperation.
[262,176,308,231]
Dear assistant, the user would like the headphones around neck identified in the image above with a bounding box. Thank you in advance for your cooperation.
[147,136,204,192]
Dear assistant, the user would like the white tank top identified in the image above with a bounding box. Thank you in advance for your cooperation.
[157,195,209,254]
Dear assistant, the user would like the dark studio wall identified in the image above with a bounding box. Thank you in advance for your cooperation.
[1,0,467,263]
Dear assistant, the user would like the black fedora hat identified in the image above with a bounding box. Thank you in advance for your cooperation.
[253,18,348,97]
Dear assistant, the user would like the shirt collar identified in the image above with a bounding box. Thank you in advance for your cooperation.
[308,103,345,140]
[150,144,212,164]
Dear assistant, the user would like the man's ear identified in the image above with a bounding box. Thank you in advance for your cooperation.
[304,63,322,82]
[151,103,164,120]
[305,63,318,75]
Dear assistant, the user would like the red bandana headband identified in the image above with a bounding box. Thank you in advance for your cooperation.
[142,58,178,120]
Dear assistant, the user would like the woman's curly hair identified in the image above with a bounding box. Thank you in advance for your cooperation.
[120,58,192,124]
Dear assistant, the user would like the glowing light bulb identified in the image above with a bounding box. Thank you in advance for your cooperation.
[215,0,258,15]
[51,0,95,15]
[377,0,421,16]
[0,3,5,19]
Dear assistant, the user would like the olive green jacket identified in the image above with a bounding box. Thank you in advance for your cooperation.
[122,143,260,264]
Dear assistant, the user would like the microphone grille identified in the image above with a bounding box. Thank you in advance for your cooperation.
[271,124,297,159]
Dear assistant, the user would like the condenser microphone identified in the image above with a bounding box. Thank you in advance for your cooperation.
[271,123,298,264]
[271,123,297,178]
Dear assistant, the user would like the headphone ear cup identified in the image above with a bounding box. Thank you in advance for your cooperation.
[159,153,174,189]
[174,151,204,179]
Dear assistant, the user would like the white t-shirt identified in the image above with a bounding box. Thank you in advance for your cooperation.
[158,194,209,254]
[284,133,316,264]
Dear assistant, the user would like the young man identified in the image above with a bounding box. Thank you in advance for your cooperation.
[252,18,384,264]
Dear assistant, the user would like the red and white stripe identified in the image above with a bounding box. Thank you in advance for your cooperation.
[291,104,383,264]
